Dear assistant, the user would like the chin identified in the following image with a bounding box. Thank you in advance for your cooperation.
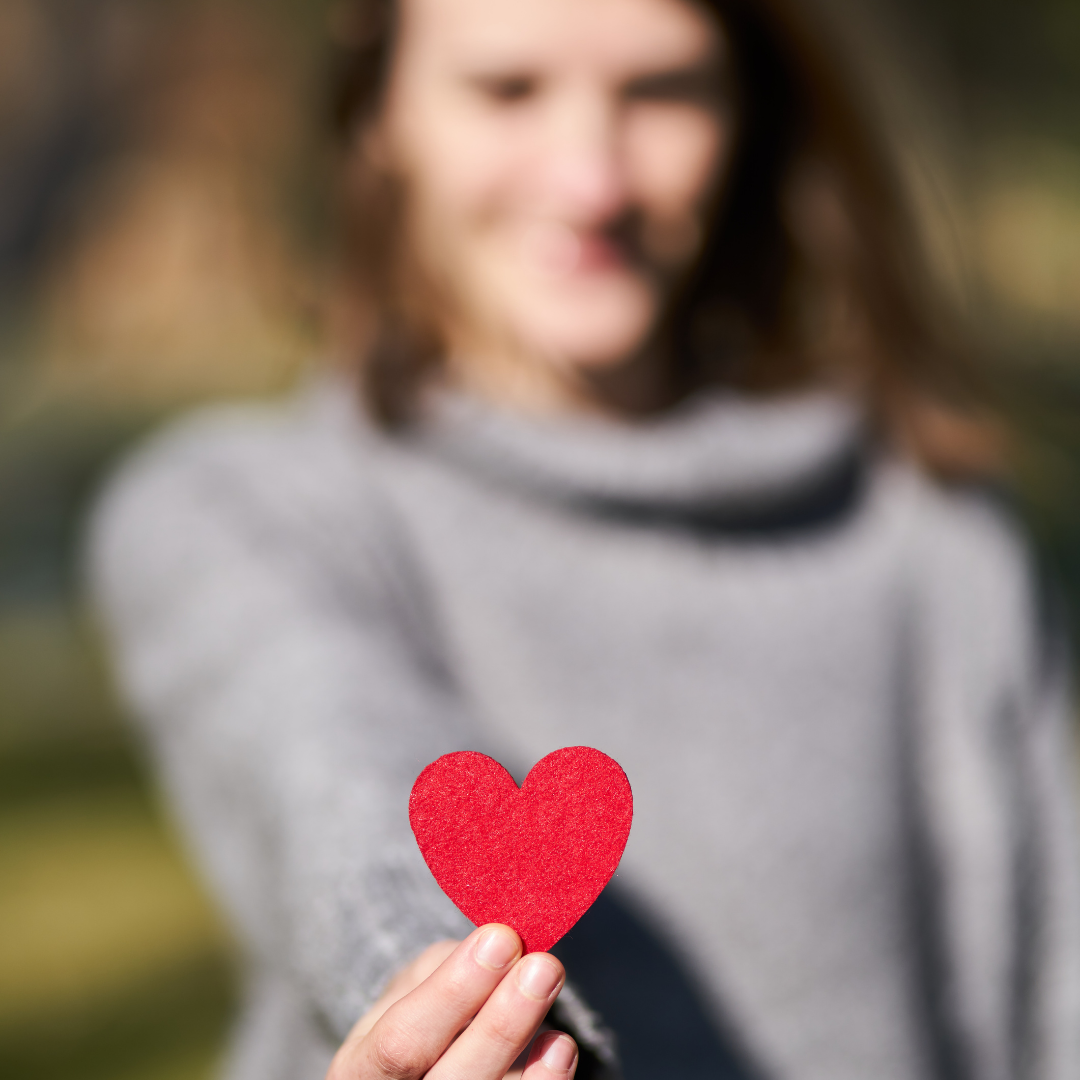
[512,285,660,372]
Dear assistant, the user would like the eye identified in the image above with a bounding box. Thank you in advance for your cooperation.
[624,65,725,107]
[468,73,539,105]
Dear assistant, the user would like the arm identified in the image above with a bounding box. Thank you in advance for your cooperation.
[908,480,1080,1080]
[87,412,481,1038]
[1019,620,1080,1080]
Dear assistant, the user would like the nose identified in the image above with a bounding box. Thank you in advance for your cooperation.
[540,91,629,226]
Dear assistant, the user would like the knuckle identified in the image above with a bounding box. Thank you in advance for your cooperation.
[369,1028,424,1080]
[475,1007,527,1058]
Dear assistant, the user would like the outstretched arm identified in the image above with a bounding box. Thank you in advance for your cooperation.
[87,413,480,1041]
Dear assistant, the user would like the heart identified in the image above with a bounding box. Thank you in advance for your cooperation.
[409,746,633,953]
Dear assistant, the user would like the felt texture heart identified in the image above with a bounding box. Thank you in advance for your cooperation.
[409,746,633,953]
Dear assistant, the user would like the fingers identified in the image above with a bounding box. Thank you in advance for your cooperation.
[520,1032,579,1080]
[328,924,523,1080]
[427,952,566,1080]
[390,939,461,995]
[349,939,461,1042]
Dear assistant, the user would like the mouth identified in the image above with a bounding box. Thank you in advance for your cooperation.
[520,219,641,278]
[573,231,629,272]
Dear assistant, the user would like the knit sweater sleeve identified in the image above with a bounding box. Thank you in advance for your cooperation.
[982,515,1080,1080]
[1021,596,1080,1080]
[907,479,1080,1080]
[86,405,479,1040]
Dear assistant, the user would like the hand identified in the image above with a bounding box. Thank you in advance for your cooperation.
[327,923,579,1080]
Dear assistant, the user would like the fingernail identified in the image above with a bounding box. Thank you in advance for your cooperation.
[540,1034,578,1074]
[475,927,520,971]
[518,955,562,1000]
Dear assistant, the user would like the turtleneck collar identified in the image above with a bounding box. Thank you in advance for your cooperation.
[308,371,869,528]
[411,386,868,523]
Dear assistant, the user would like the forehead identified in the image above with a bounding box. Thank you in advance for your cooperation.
[397,0,722,71]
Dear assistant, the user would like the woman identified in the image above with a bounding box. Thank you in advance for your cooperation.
[89,0,1080,1078]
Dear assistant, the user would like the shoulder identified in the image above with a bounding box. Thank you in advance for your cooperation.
[97,374,380,516]
[901,469,1032,586]
[86,375,403,613]
[888,463,1056,686]
[92,373,392,538]
[903,469,1036,604]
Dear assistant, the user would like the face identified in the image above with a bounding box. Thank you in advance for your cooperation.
[370,0,734,412]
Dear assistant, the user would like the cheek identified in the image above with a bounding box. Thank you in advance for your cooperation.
[393,103,521,258]
[625,108,730,227]
[408,135,501,245]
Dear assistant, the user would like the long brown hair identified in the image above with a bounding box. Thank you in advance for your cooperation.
[326,0,1000,476]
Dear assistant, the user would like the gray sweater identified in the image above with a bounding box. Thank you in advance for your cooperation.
[89,374,1080,1080]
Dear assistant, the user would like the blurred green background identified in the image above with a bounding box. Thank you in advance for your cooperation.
[1,1,1079,1078]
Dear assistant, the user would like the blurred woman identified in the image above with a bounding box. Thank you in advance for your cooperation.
[89,0,1080,1078]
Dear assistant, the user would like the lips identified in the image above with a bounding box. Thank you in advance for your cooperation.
[573,232,626,271]
[519,220,630,276]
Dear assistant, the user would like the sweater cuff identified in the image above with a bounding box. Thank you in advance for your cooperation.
[548,980,621,1080]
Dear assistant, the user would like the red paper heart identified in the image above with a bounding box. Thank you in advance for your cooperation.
[409,746,633,953]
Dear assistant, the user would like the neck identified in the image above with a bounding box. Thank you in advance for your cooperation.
[443,335,686,423]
